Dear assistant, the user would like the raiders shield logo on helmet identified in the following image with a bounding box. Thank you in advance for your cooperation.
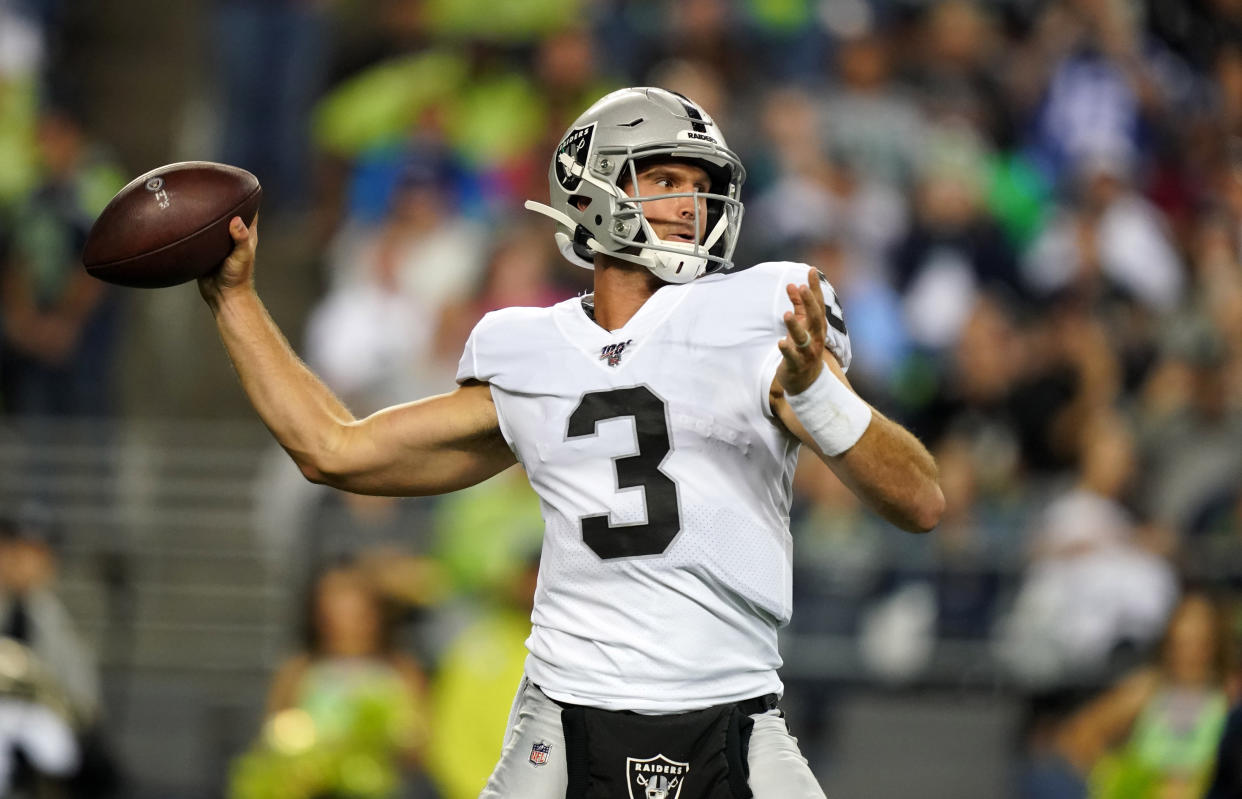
[627,754,688,799]
[554,122,595,192]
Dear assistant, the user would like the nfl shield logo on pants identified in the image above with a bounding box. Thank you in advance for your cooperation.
[529,740,551,766]
[627,754,688,799]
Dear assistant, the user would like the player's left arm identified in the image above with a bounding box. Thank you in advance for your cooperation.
[770,268,944,533]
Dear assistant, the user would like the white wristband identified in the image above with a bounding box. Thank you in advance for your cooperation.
[784,368,872,456]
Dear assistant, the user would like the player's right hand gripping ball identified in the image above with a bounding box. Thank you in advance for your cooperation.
[82,161,261,288]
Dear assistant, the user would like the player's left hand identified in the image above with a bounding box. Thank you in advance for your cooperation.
[776,268,827,396]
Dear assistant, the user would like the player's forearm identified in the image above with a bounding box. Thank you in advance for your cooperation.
[208,287,355,477]
[834,413,944,533]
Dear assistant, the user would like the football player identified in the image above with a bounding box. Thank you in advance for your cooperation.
[201,87,944,798]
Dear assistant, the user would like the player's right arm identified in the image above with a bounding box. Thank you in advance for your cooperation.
[197,217,517,496]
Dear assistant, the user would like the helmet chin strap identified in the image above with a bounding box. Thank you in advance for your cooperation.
[524,199,577,230]
[633,209,730,283]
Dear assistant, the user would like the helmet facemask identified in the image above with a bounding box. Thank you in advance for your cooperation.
[592,152,743,283]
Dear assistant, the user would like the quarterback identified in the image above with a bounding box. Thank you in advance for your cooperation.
[201,88,943,798]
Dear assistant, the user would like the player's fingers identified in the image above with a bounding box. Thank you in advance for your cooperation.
[783,310,814,355]
[807,268,825,303]
[786,283,808,322]
[228,215,260,251]
[804,270,828,336]
[777,331,805,369]
[801,284,826,339]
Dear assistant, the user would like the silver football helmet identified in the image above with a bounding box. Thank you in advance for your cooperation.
[525,87,746,283]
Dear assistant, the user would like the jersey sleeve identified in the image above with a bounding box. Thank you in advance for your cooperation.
[816,269,853,373]
[453,311,521,456]
[455,319,485,385]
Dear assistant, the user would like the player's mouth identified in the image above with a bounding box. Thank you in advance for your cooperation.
[661,228,699,243]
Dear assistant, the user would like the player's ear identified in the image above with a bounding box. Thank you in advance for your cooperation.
[572,195,591,212]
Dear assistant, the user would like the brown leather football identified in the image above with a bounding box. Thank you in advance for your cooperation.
[82,161,261,288]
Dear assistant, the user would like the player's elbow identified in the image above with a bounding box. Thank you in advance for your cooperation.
[904,482,945,533]
[292,424,367,488]
[292,447,349,488]
[297,458,332,486]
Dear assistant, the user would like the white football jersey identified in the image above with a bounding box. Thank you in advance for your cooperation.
[456,262,852,712]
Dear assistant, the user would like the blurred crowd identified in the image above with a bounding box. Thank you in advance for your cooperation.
[3,0,1242,797]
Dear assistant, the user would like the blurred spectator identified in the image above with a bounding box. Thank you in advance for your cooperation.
[1136,317,1242,537]
[782,450,888,751]
[1185,213,1242,363]
[906,0,1016,148]
[905,287,1124,490]
[1205,702,1242,799]
[1204,599,1242,799]
[904,295,1025,481]
[996,413,1179,688]
[1148,0,1242,74]
[301,491,442,594]
[434,220,577,368]
[1018,0,1169,188]
[1023,153,1184,315]
[646,0,752,90]
[789,451,888,641]
[212,0,332,213]
[1053,592,1233,799]
[311,48,466,172]
[0,636,79,798]
[533,26,615,135]
[856,437,1007,685]
[0,0,43,209]
[0,511,98,726]
[892,121,1025,352]
[429,467,544,603]
[903,2,1055,251]
[1017,300,1124,472]
[305,153,486,412]
[815,28,925,188]
[738,0,825,84]
[914,436,1006,643]
[509,27,618,208]
[0,106,124,416]
[439,47,554,200]
[422,468,543,798]
[745,87,907,272]
[0,509,117,797]
[425,551,539,799]
[231,566,430,799]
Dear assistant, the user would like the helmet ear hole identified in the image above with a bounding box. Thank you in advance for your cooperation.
[571,194,591,212]
[571,224,596,263]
